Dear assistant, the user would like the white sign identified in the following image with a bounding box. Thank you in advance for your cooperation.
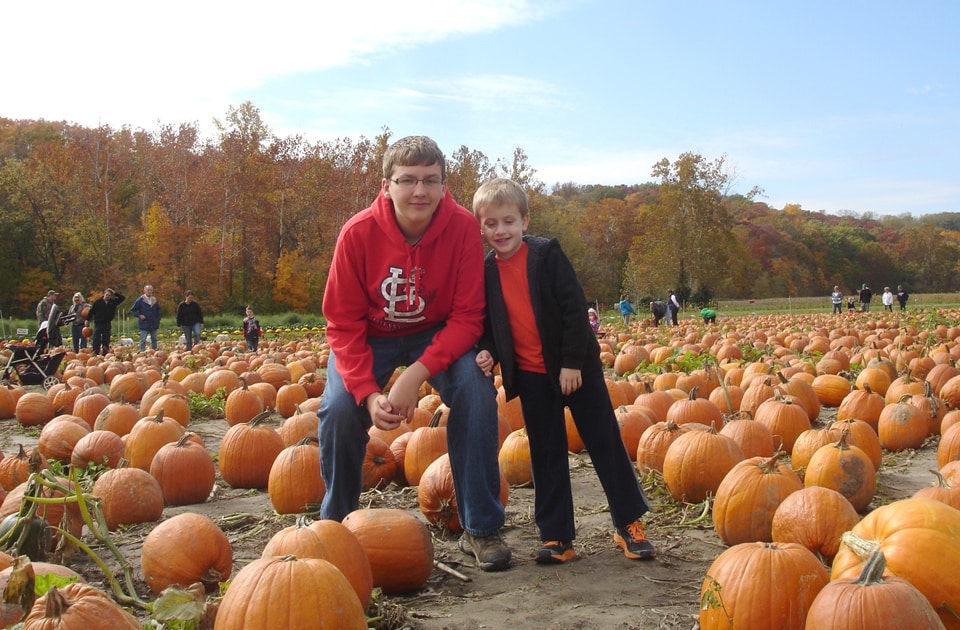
[16,328,28,336]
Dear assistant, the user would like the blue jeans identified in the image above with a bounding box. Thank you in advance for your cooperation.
[182,323,202,349]
[318,327,504,536]
[139,329,158,351]
[71,324,87,352]
[516,368,650,541]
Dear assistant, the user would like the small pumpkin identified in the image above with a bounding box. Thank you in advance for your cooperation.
[342,508,434,594]
[140,512,232,594]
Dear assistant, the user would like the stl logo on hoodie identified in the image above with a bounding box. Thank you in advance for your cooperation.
[381,266,426,324]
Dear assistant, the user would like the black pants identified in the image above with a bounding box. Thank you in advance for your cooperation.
[515,368,651,542]
[669,307,678,325]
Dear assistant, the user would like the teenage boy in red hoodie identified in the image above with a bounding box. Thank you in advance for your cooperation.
[318,136,510,571]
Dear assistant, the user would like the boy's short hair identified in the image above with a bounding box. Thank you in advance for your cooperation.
[472,177,529,217]
[382,136,446,180]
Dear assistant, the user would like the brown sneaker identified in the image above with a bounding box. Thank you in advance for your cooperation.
[614,520,656,560]
[459,531,511,571]
[536,541,576,564]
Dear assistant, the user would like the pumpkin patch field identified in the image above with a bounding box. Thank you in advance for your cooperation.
[0,309,957,629]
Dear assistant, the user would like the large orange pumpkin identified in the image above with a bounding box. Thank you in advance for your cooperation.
[700,541,829,629]
[23,582,140,629]
[267,436,324,515]
[831,497,960,629]
[342,508,434,594]
[262,515,373,610]
[804,431,876,512]
[712,453,803,545]
[770,485,860,561]
[140,512,232,594]
[219,411,285,489]
[214,555,366,629]
[662,424,744,503]
[91,463,164,530]
[150,433,216,505]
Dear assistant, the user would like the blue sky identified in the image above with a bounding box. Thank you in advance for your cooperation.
[4,0,958,216]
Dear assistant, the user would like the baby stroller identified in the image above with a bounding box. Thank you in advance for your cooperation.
[1,310,76,389]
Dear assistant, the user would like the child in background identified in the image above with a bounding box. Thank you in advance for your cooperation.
[473,178,656,564]
[243,306,262,352]
[847,296,856,313]
[588,308,601,336]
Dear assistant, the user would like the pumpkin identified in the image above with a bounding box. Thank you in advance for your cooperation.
[831,497,960,629]
[811,373,851,407]
[829,418,884,472]
[107,372,146,403]
[806,549,945,629]
[776,374,821,422]
[738,376,777,418]
[404,410,448,486]
[23,582,140,629]
[615,405,655,460]
[636,420,690,474]
[699,541,829,629]
[908,381,947,436]
[213,555,366,630]
[37,417,90,463]
[496,386,525,431]
[267,436,324,514]
[70,429,125,469]
[262,515,373,609]
[92,402,141,437]
[790,425,843,471]
[219,411,285,489]
[362,435,397,491]
[124,409,186,470]
[662,423,744,503]
[0,477,84,552]
[71,390,111,428]
[937,422,960,469]
[912,469,960,510]
[804,430,876,512]
[0,445,48,491]
[275,382,309,418]
[342,508,434,594]
[719,412,775,459]
[203,367,241,399]
[417,453,509,533]
[140,512,232,594]
[564,407,585,453]
[15,393,56,427]
[712,453,803,545]
[278,405,319,446]
[753,393,811,453]
[836,384,885,432]
[878,394,929,452]
[665,387,723,427]
[770,485,860,561]
[149,433,216,505]
[91,462,164,530]
[147,393,192,428]
[498,428,533,486]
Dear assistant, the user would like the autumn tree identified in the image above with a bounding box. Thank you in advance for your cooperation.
[626,152,758,304]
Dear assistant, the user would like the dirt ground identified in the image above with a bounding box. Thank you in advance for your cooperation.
[0,396,942,630]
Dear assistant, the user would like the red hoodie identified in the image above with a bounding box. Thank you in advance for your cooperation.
[322,188,486,405]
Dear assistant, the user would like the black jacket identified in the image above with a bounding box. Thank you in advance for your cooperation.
[87,292,125,325]
[176,300,204,327]
[479,236,602,401]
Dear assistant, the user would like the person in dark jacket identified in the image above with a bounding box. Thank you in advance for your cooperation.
[129,284,161,352]
[87,288,125,355]
[650,300,667,326]
[175,290,204,350]
[858,284,873,312]
[473,178,655,566]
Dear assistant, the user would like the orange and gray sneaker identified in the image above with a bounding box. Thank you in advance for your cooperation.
[614,520,656,560]
[536,541,576,564]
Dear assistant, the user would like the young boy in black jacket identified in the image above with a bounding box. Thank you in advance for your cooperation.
[473,178,656,564]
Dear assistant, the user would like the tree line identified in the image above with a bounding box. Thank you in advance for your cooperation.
[1,103,958,318]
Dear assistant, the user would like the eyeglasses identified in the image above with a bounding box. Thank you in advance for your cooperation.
[389,176,444,189]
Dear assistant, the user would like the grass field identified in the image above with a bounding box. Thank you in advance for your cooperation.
[709,292,958,317]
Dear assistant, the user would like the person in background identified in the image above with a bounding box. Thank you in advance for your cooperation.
[881,287,894,312]
[176,290,204,350]
[650,300,667,326]
[617,295,637,325]
[700,307,717,324]
[897,285,909,310]
[831,286,844,314]
[858,283,873,312]
[588,308,601,336]
[847,296,856,313]
[67,292,90,353]
[474,177,656,565]
[87,288,125,355]
[667,290,681,325]
[243,306,262,352]
[129,284,161,352]
[317,136,510,571]
[35,290,63,347]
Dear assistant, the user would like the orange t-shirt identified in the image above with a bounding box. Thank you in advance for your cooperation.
[495,244,546,373]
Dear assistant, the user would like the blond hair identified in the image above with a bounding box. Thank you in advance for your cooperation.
[382,136,446,180]
[472,178,529,217]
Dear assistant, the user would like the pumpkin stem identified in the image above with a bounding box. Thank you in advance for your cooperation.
[43,585,70,619]
[840,530,881,560]
[429,409,444,428]
[854,550,888,586]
